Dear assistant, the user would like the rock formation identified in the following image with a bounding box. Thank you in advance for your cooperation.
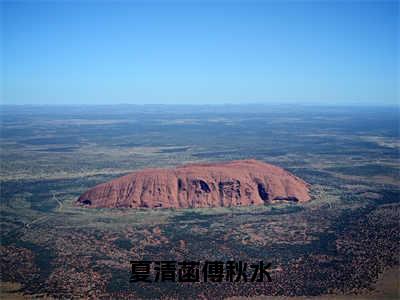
[77,159,310,208]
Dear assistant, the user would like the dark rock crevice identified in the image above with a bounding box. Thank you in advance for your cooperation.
[257,183,269,202]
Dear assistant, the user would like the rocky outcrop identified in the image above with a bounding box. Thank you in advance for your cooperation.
[77,159,310,209]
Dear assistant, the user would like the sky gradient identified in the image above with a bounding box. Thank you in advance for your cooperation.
[2,1,399,106]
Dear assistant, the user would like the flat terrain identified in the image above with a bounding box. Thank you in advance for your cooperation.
[1,105,399,299]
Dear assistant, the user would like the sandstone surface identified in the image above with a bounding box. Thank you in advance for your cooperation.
[77,159,310,208]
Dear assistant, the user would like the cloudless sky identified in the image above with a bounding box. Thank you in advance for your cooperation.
[1,1,398,105]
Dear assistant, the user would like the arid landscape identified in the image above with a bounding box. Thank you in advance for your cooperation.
[1,105,399,299]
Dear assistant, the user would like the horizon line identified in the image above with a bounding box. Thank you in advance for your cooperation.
[1,102,399,108]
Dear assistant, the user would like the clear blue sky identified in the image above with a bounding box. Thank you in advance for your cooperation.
[2,1,398,106]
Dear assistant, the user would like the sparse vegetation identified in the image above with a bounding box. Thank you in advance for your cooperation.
[1,105,399,298]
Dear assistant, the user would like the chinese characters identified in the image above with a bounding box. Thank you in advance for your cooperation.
[130,260,272,283]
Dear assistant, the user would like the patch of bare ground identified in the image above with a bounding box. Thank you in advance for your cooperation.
[0,282,27,300]
[226,266,399,300]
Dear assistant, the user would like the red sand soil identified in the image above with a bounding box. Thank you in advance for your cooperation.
[77,159,311,209]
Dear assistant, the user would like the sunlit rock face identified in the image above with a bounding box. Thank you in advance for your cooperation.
[77,159,310,209]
